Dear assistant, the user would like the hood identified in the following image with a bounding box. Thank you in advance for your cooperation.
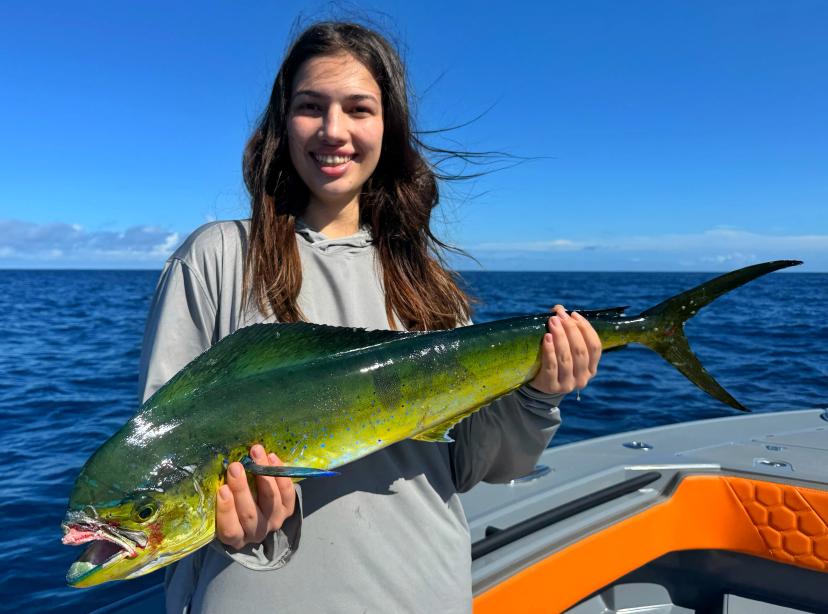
[295,219,373,255]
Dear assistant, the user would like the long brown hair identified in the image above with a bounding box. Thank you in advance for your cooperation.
[243,21,471,331]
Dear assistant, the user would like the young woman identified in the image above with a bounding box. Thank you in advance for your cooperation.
[138,21,601,613]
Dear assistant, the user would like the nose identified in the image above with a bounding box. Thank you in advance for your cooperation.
[319,105,347,143]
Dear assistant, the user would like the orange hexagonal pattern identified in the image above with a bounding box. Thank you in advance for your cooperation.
[759,526,782,548]
[783,531,811,555]
[799,512,824,536]
[726,477,828,571]
[475,476,828,614]
[785,489,810,511]
[744,502,768,524]
[755,483,783,506]
[815,536,828,559]
[769,507,797,530]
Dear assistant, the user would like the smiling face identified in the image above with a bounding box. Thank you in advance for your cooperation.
[287,53,384,215]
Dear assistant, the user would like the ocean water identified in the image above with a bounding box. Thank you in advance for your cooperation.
[0,268,825,613]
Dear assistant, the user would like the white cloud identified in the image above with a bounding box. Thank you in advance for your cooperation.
[0,219,182,267]
[471,238,590,252]
[461,228,828,271]
[157,232,181,255]
[468,228,828,254]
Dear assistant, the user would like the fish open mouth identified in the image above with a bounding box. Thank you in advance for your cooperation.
[62,519,145,585]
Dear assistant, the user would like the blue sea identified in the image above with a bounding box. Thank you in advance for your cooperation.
[1,268,825,613]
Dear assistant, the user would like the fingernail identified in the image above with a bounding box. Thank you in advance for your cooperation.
[545,333,553,343]
[229,464,242,478]
[560,309,571,319]
[251,444,264,458]
[269,453,279,464]
[572,311,583,320]
[219,486,230,501]
[551,316,560,328]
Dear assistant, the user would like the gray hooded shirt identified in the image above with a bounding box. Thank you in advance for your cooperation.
[138,220,563,614]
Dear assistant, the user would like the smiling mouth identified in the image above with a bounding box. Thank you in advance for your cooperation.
[311,152,356,166]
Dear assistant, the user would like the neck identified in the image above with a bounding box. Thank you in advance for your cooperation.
[304,196,360,238]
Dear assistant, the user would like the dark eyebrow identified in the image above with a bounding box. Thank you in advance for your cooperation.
[293,89,323,99]
[293,90,379,104]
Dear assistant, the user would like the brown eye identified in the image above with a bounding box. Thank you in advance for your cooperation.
[294,101,322,115]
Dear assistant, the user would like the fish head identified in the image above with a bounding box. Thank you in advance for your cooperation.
[62,444,221,588]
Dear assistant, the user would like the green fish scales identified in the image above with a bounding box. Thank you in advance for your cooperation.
[62,259,801,587]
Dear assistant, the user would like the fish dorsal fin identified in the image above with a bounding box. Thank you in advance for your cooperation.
[147,322,417,408]
[576,306,629,318]
[411,405,485,443]
[209,322,415,370]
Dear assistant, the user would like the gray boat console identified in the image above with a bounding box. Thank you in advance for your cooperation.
[466,408,828,613]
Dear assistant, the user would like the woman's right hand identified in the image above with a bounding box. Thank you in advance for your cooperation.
[216,444,296,549]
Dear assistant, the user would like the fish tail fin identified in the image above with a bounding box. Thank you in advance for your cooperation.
[636,260,802,412]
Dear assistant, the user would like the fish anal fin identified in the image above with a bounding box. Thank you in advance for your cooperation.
[412,427,454,443]
[411,405,484,443]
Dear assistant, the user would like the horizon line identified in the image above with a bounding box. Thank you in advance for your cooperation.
[0,267,820,274]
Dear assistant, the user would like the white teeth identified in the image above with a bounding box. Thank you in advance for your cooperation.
[313,154,354,165]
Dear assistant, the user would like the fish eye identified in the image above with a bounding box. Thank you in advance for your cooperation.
[131,496,159,523]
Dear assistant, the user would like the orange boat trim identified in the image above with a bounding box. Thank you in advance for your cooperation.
[473,475,828,614]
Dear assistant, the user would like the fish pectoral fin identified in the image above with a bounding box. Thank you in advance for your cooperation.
[240,457,338,478]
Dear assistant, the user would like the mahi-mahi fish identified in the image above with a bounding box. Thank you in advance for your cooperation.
[61,260,800,586]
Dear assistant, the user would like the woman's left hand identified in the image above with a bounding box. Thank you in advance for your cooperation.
[529,304,602,395]
[216,445,296,550]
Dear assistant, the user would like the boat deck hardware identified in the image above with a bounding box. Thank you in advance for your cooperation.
[622,441,653,450]
[471,471,662,560]
[508,464,551,486]
[753,458,793,471]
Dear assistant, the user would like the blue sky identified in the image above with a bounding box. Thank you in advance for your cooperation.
[1,1,826,270]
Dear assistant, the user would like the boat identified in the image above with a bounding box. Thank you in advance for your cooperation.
[93,407,828,613]
[468,407,828,613]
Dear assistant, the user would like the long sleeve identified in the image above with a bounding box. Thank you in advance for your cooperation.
[449,385,564,493]
[138,254,302,576]
[138,258,216,404]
